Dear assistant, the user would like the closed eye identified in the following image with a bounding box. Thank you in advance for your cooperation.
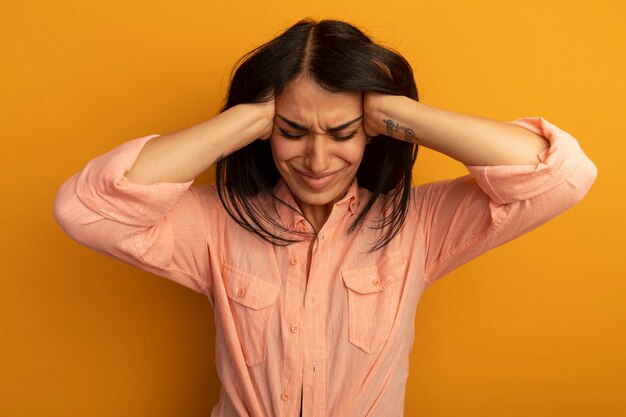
[278,128,359,141]
[279,129,305,140]
[333,130,359,141]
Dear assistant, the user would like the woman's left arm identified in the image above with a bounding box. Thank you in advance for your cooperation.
[363,93,598,285]
[364,93,550,166]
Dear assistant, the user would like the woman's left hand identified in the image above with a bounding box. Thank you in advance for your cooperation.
[363,91,386,138]
[363,92,419,143]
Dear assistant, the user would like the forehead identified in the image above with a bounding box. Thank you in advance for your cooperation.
[276,76,362,125]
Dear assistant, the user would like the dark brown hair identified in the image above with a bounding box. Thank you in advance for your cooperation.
[216,18,419,251]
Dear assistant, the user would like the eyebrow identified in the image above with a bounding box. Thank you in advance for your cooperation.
[276,114,364,132]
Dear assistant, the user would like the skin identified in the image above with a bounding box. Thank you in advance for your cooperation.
[363,92,549,166]
[269,75,367,232]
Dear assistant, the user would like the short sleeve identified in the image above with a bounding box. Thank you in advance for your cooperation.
[413,117,597,285]
[53,134,218,295]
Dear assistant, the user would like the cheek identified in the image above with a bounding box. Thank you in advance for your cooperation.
[270,135,367,167]
[340,142,367,165]
[269,137,299,166]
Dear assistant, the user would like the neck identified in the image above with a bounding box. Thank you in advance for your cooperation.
[298,202,333,233]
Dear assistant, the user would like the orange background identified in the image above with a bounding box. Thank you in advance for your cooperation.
[2,0,624,416]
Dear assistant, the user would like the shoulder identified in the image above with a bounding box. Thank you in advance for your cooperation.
[189,183,220,215]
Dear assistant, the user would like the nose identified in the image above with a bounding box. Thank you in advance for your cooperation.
[303,135,331,173]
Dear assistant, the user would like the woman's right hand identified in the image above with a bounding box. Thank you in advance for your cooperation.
[254,98,276,140]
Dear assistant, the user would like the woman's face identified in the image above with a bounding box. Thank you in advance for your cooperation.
[270,75,367,213]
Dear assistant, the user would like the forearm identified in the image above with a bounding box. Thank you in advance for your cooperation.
[371,95,550,166]
[125,102,273,184]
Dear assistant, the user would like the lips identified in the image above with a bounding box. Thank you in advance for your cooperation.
[294,168,342,190]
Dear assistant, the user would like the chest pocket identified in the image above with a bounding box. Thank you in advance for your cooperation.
[223,262,280,366]
[341,250,407,353]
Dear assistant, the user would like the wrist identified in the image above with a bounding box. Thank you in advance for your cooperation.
[368,95,419,143]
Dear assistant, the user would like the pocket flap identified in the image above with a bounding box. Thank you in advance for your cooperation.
[223,263,280,309]
[341,251,407,294]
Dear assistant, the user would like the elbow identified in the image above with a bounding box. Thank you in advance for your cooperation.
[52,174,103,243]
[52,175,77,235]
[567,155,598,206]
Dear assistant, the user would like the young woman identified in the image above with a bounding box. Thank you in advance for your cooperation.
[53,18,597,417]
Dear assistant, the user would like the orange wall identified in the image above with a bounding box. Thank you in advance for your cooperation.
[2,0,624,416]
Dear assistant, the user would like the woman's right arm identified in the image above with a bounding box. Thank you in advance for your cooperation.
[125,101,275,184]
[53,101,274,296]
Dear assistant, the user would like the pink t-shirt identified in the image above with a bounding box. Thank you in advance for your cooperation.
[53,117,597,417]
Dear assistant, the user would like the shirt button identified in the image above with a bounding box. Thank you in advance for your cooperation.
[289,257,298,265]
[281,393,289,401]
[372,278,381,286]
[290,324,299,333]
[299,226,307,232]
[237,288,246,297]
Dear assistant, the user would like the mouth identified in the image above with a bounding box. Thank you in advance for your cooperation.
[293,168,342,190]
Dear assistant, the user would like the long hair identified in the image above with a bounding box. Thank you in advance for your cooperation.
[216,18,419,251]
